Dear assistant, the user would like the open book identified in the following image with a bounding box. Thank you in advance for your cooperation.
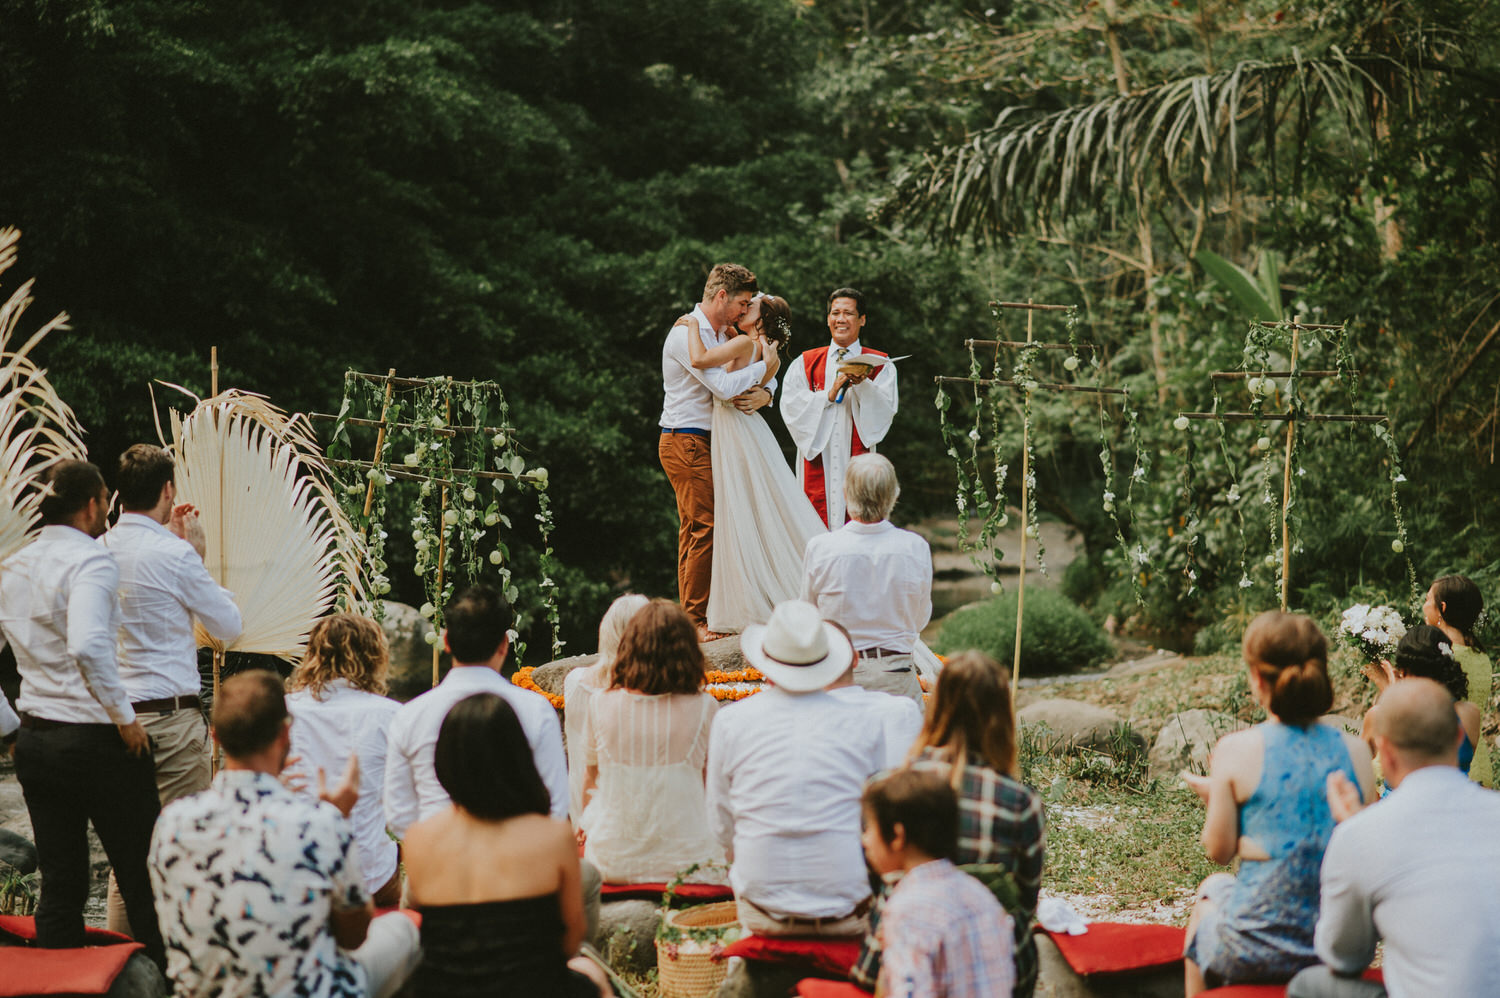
[836,352,910,375]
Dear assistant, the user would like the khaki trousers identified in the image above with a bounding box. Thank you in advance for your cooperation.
[736,897,869,938]
[853,655,925,705]
[107,707,211,934]
[659,432,714,625]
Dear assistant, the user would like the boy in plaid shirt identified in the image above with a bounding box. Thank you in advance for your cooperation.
[861,769,1015,998]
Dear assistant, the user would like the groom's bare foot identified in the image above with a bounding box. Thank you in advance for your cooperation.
[696,624,731,643]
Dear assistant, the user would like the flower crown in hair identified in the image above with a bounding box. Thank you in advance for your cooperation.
[1438,641,1454,659]
[753,292,792,344]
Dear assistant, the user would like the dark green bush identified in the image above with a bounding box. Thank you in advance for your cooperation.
[934,588,1114,676]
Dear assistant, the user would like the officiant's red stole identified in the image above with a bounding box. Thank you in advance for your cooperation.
[801,345,888,527]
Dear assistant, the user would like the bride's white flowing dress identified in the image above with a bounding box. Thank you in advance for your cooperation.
[706,397,827,634]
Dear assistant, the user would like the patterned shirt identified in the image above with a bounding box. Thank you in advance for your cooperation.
[851,751,1045,994]
[149,770,370,998]
[881,859,1015,998]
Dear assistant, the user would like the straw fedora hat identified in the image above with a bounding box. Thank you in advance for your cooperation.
[740,600,852,693]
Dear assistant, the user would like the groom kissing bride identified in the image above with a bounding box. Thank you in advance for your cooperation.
[657,263,899,643]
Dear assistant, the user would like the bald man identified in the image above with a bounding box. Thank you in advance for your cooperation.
[1288,678,1500,997]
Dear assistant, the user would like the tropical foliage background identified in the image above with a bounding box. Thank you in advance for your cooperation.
[2,0,1497,655]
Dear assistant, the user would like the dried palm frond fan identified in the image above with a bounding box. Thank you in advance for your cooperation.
[0,228,87,557]
[162,388,370,704]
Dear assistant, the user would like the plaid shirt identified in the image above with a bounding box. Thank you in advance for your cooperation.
[850,751,1045,995]
[880,859,1015,998]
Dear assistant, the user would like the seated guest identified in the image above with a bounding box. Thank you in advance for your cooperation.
[1422,575,1490,785]
[852,650,1043,997]
[862,768,1015,998]
[803,454,931,703]
[580,599,723,882]
[1288,679,1500,997]
[385,585,568,834]
[708,600,886,936]
[565,593,649,823]
[1181,612,1376,996]
[402,693,610,998]
[824,623,924,769]
[149,670,420,998]
[287,613,403,906]
[1359,624,1482,784]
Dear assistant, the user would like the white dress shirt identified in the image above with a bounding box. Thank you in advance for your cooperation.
[781,339,899,527]
[706,686,885,918]
[828,685,923,768]
[1314,765,1500,997]
[383,664,568,836]
[659,304,768,430]
[0,688,19,738]
[0,524,134,725]
[102,512,243,701]
[287,680,402,893]
[803,519,932,652]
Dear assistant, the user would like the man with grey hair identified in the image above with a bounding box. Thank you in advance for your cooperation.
[801,454,930,702]
[1287,678,1500,998]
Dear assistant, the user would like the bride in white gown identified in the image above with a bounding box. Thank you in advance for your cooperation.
[681,294,826,634]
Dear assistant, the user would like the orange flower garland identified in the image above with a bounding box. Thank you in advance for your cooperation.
[512,664,764,709]
[510,666,564,710]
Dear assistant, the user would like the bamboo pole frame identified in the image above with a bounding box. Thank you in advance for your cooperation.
[1176,317,1387,610]
[935,300,1125,717]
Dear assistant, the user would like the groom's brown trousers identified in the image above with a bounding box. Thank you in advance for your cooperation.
[659,430,714,624]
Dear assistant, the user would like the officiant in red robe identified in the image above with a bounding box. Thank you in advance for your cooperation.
[780,288,899,527]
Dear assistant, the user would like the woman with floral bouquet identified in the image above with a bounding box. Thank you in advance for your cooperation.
[1360,624,1485,787]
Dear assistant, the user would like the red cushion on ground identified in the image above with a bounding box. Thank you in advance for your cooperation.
[0,914,132,946]
[722,935,863,977]
[795,979,869,998]
[599,882,736,902]
[1201,967,1384,996]
[0,917,144,998]
[1043,922,1187,975]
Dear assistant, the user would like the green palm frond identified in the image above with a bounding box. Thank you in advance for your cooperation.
[895,51,1401,238]
[167,388,369,659]
[0,228,87,562]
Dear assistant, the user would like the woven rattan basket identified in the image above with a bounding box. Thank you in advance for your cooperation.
[655,900,739,998]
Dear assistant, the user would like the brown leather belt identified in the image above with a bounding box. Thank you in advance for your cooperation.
[18,713,112,731]
[856,647,909,659]
[132,695,202,714]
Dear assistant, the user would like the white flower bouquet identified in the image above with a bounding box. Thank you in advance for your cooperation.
[1338,603,1407,663]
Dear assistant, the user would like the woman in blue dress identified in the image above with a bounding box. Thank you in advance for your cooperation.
[1181,612,1377,996]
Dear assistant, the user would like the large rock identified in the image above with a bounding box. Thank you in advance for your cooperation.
[105,951,169,998]
[1147,709,1248,780]
[593,899,661,976]
[380,601,440,701]
[703,635,747,673]
[1019,700,1139,753]
[1034,934,1181,997]
[530,654,600,698]
[0,828,36,875]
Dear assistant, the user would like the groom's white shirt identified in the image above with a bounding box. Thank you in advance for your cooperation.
[659,305,768,430]
[781,338,899,526]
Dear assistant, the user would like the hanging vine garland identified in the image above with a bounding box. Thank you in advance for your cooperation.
[326,372,561,664]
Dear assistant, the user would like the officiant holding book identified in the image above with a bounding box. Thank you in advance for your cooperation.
[781,287,899,527]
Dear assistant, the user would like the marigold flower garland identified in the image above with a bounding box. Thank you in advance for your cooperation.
[510,665,765,711]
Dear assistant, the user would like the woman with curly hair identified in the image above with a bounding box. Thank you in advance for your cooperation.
[1361,623,1484,785]
[286,613,403,905]
[578,599,723,882]
[1424,575,1490,785]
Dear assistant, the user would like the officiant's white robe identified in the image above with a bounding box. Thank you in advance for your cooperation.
[780,339,899,527]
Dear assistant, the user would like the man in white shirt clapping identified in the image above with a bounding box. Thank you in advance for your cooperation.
[802,454,931,703]
[0,461,164,964]
[101,443,243,935]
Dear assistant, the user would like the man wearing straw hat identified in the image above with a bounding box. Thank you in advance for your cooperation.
[706,600,886,936]
[101,443,243,936]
